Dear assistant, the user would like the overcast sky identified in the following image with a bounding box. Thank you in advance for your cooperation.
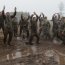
[0,0,65,19]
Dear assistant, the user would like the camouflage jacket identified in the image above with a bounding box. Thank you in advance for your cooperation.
[2,10,16,29]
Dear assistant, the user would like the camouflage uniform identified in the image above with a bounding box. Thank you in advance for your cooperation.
[53,22,58,37]
[52,13,60,38]
[19,14,29,39]
[28,13,39,45]
[0,10,5,33]
[12,17,18,37]
[39,13,44,27]
[57,18,65,44]
[3,8,16,45]
[42,18,50,39]
[39,13,44,35]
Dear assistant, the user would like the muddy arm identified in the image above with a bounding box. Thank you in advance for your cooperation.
[11,7,16,18]
[2,6,6,19]
[33,12,39,21]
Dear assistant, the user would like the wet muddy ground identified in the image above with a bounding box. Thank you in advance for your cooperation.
[0,31,65,65]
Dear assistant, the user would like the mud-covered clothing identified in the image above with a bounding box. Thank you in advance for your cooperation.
[41,20,50,39]
[0,10,5,32]
[2,10,16,45]
[29,14,39,44]
[19,16,29,38]
[53,19,59,37]
[30,14,38,34]
[12,17,18,37]
[57,21,65,42]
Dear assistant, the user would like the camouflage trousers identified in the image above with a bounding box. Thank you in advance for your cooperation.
[41,27,50,39]
[3,27,13,45]
[20,26,29,38]
[13,26,18,37]
[0,23,4,33]
[53,28,58,38]
[29,32,40,44]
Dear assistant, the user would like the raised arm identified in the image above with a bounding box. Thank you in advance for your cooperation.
[39,15,42,21]
[30,12,39,21]
[27,14,30,21]
[2,6,6,19]
[11,7,16,18]
[33,12,39,19]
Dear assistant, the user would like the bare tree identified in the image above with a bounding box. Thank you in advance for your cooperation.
[59,2,64,17]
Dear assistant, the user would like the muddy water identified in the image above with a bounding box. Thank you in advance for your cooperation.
[0,46,65,65]
[0,30,65,65]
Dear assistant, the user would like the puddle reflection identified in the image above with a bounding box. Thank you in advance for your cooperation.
[0,51,22,62]
[31,46,37,54]
[16,63,21,65]
[6,54,9,60]
[13,51,22,59]
[0,48,65,65]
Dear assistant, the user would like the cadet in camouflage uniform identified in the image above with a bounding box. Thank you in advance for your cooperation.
[52,13,60,38]
[0,6,5,33]
[42,17,50,39]
[61,17,65,44]
[57,17,65,44]
[39,13,45,35]
[39,13,44,27]
[19,14,29,39]
[12,17,18,37]
[3,7,16,46]
[27,12,39,45]
[19,14,23,36]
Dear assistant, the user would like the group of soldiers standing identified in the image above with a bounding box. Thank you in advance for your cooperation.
[19,12,51,45]
[0,6,65,46]
[52,13,65,44]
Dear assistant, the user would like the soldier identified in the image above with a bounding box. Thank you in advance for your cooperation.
[52,13,60,38]
[39,13,44,27]
[19,14,23,36]
[19,13,29,39]
[0,6,5,33]
[39,13,45,35]
[42,17,50,39]
[26,12,39,45]
[3,7,17,46]
[12,17,18,37]
[57,17,65,44]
